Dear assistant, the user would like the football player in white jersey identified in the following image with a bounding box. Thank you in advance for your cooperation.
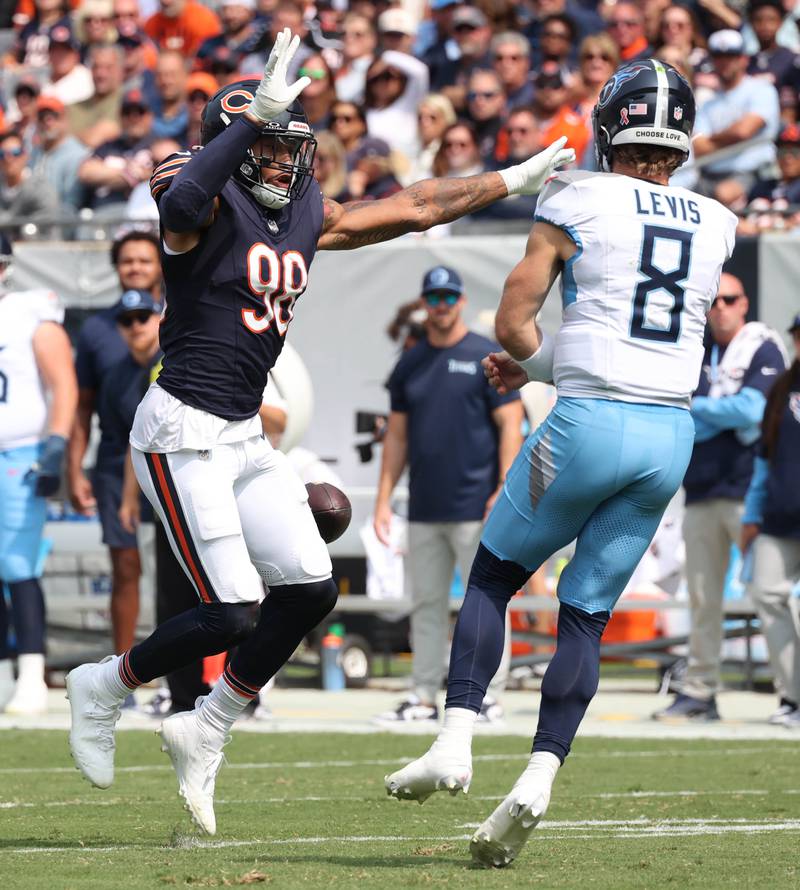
[0,234,77,714]
[385,59,738,868]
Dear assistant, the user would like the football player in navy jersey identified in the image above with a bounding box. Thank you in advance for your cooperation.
[66,27,575,837]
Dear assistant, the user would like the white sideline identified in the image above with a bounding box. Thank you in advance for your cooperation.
[0,744,789,776]
[8,819,800,855]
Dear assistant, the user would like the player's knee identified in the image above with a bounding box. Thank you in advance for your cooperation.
[198,601,260,646]
[466,543,530,603]
[302,578,339,620]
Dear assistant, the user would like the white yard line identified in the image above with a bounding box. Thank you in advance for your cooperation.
[0,745,789,777]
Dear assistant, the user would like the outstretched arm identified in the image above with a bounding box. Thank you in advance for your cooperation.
[317,138,575,251]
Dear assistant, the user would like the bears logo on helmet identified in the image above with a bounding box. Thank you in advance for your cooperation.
[201,79,316,211]
[593,59,695,172]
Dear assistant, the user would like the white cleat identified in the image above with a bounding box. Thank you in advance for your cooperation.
[470,772,554,868]
[159,708,227,835]
[384,748,472,804]
[66,659,123,789]
[4,679,48,715]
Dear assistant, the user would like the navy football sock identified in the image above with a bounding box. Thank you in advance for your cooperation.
[533,602,609,763]
[230,579,338,690]
[445,544,531,713]
[8,578,46,654]
[127,601,260,685]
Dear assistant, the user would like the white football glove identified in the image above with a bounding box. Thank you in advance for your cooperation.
[499,136,576,196]
[247,27,310,123]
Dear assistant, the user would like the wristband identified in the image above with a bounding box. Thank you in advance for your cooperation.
[517,332,555,383]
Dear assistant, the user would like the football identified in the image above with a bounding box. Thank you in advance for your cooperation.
[306,482,352,544]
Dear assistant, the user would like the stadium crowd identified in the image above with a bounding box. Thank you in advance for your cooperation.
[0,0,799,230]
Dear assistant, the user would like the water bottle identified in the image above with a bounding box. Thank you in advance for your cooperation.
[321,622,346,691]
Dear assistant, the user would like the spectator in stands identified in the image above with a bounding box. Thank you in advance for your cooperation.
[0,130,59,229]
[195,0,266,73]
[536,13,579,88]
[654,274,787,723]
[433,5,493,108]
[345,138,402,200]
[68,43,126,149]
[68,231,162,660]
[419,0,461,86]
[0,237,77,716]
[330,100,372,167]
[296,53,336,130]
[14,0,71,68]
[694,29,781,204]
[144,0,221,58]
[373,265,523,726]
[77,88,154,212]
[531,62,589,160]
[753,121,800,198]
[335,13,377,103]
[522,0,604,49]
[364,50,429,159]
[406,92,456,182]
[432,120,484,177]
[473,105,542,219]
[42,24,94,106]
[466,68,508,162]
[657,4,710,71]
[574,34,619,135]
[185,71,217,146]
[607,2,653,63]
[747,0,800,122]
[118,29,159,107]
[313,130,351,201]
[492,31,535,109]
[741,313,800,728]
[95,290,163,665]
[76,0,118,58]
[125,135,181,218]
[10,78,39,153]
[30,95,89,212]
[377,7,417,55]
[113,0,149,38]
[151,49,188,144]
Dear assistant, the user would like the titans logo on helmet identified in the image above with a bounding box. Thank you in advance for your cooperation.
[597,64,650,109]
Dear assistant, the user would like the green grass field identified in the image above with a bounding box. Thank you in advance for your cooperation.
[1,730,799,889]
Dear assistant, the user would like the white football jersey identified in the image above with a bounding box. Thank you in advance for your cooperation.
[536,171,737,408]
[0,288,64,450]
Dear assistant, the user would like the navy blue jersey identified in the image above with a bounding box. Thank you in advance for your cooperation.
[387,332,520,522]
[151,152,324,421]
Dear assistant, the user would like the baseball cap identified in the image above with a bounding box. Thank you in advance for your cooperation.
[452,6,488,29]
[36,95,65,115]
[788,312,800,334]
[777,123,800,145]
[220,0,256,7]
[207,45,239,72]
[48,24,81,52]
[350,137,391,163]
[121,89,149,112]
[15,75,41,97]
[186,71,219,99]
[431,0,461,8]
[708,29,745,55]
[115,289,162,317]
[535,61,564,89]
[378,9,416,35]
[422,265,463,296]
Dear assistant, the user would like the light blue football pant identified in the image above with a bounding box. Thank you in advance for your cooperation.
[482,397,695,614]
[0,443,48,582]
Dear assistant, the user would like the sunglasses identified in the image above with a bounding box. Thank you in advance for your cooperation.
[118,310,154,327]
[444,139,471,149]
[0,146,24,158]
[468,89,500,101]
[542,30,570,39]
[582,51,613,61]
[508,125,534,134]
[778,145,800,156]
[331,112,356,123]
[610,18,639,27]
[369,70,403,84]
[423,292,460,306]
[298,67,328,80]
[454,23,478,32]
[712,294,742,307]
[344,29,369,38]
[494,52,523,61]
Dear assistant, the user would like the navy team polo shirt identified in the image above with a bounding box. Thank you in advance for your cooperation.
[387,331,520,523]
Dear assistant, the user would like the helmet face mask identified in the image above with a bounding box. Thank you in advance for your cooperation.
[592,59,695,173]
[201,80,317,210]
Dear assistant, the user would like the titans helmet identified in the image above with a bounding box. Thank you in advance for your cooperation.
[592,59,695,172]
[201,80,316,210]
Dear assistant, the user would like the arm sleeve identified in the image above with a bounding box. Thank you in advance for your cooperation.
[154,115,263,232]
[690,387,767,430]
[742,455,770,524]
